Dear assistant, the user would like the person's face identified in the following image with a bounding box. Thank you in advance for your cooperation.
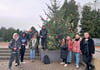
[43,26,45,29]
[14,35,18,40]
[62,39,65,42]
[34,35,36,38]
[67,36,70,40]
[30,29,32,32]
[75,35,79,39]
[35,32,38,34]
[84,33,89,39]
[22,34,25,37]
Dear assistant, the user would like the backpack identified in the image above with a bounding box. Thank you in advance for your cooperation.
[43,55,50,64]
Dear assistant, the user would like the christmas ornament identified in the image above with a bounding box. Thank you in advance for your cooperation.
[59,19,61,22]
[68,27,71,30]
[48,24,50,27]
[70,14,73,16]
[56,35,58,38]
[46,17,48,20]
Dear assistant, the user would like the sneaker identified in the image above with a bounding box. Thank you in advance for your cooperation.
[91,66,95,70]
[15,63,18,66]
[64,64,68,67]
[76,65,79,69]
[17,65,23,68]
[85,67,89,70]
[21,62,26,64]
[30,59,34,62]
[60,62,65,65]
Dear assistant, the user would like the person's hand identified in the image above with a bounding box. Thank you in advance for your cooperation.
[14,48,17,51]
[47,33,49,36]
[19,47,21,50]
[41,36,43,38]
[22,44,25,46]
[91,53,94,55]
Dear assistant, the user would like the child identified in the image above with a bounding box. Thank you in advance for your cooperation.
[8,33,21,70]
[73,34,81,69]
[67,36,73,64]
[60,38,68,67]
[29,35,37,62]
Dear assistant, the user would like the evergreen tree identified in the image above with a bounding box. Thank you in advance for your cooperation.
[80,5,100,38]
[40,0,79,50]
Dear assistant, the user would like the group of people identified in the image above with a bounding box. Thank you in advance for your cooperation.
[8,26,95,70]
[8,30,36,70]
[8,26,48,70]
[60,32,95,70]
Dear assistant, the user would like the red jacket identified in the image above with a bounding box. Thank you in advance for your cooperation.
[67,40,73,51]
[73,38,81,53]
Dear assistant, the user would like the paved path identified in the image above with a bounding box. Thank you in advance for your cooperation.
[0,60,85,70]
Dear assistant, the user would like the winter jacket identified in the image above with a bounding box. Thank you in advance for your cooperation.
[40,29,48,39]
[29,38,38,49]
[60,41,68,59]
[28,31,35,40]
[73,38,81,53]
[20,37,27,46]
[80,38,95,56]
[67,40,73,51]
[8,38,21,52]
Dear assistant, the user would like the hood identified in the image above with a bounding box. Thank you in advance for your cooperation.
[22,32,26,37]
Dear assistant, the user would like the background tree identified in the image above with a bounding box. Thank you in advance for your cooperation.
[40,0,79,50]
[80,5,100,38]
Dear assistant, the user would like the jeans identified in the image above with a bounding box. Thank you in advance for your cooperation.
[9,52,20,69]
[75,53,80,66]
[30,49,35,60]
[67,51,72,63]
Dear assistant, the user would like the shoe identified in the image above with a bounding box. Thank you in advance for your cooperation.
[60,62,65,65]
[17,65,23,68]
[90,66,95,70]
[85,67,89,70]
[15,63,18,66]
[21,62,26,64]
[76,65,79,69]
[64,64,68,67]
[30,59,34,62]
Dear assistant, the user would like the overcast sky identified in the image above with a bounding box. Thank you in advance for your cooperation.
[0,0,99,31]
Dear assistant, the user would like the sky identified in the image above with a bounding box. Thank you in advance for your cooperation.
[0,0,99,31]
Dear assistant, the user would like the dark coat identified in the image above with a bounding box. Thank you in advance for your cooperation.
[40,29,48,39]
[60,44,68,59]
[80,38,95,56]
[20,36,27,46]
[28,31,35,40]
[8,38,21,52]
